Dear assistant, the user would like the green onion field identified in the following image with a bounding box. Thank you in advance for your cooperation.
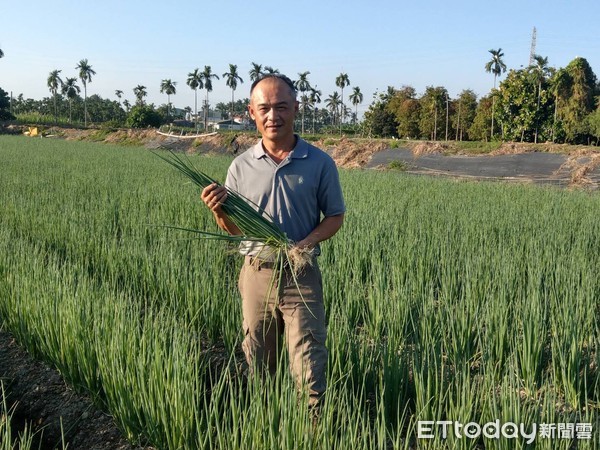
[0,135,598,449]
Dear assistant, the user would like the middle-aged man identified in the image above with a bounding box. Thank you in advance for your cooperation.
[201,74,345,409]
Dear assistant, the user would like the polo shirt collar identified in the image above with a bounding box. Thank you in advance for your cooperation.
[252,141,267,159]
[252,135,309,159]
[290,137,309,159]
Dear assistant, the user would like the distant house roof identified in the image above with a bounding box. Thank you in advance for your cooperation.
[216,119,242,125]
[214,119,246,130]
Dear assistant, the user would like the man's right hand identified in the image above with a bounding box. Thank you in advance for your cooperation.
[201,182,228,213]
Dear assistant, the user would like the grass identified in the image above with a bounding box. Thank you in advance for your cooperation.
[450,140,503,154]
[0,135,598,449]
[14,112,83,128]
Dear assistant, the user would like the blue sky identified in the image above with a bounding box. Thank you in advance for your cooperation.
[1,0,598,117]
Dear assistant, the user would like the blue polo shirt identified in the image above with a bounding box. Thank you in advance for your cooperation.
[224,136,345,258]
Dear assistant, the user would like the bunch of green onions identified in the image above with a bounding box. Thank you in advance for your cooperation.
[156,151,314,273]
[157,150,314,315]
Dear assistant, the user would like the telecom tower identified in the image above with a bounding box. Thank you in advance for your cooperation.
[529,26,537,66]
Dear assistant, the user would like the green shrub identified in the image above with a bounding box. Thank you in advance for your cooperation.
[302,135,320,142]
[126,105,161,128]
[388,160,408,170]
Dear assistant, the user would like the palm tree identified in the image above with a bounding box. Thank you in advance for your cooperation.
[335,73,350,132]
[123,99,131,112]
[187,68,203,128]
[133,85,147,106]
[295,71,311,93]
[249,62,263,82]
[550,68,570,142]
[325,92,342,128]
[15,94,23,115]
[341,104,351,125]
[223,64,244,121]
[115,90,123,104]
[381,86,397,102]
[529,55,551,143]
[264,66,279,74]
[299,94,312,134]
[61,77,80,123]
[47,70,63,124]
[294,72,311,134]
[309,87,322,133]
[215,102,229,118]
[76,59,96,127]
[201,66,219,130]
[422,86,446,140]
[349,86,363,125]
[160,79,177,120]
[485,48,507,139]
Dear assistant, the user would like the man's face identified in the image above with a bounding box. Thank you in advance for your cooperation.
[248,78,298,141]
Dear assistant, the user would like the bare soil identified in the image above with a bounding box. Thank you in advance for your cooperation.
[0,331,153,450]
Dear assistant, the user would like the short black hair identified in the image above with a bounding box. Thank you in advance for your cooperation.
[250,73,297,98]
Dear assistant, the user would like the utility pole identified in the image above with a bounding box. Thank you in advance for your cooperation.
[529,26,537,66]
[433,106,437,141]
[456,97,462,141]
[445,94,450,141]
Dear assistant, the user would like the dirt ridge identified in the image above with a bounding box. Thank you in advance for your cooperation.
[3,125,599,187]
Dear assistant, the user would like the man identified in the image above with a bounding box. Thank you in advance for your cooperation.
[201,74,345,409]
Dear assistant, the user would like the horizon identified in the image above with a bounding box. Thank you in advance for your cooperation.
[1,0,598,117]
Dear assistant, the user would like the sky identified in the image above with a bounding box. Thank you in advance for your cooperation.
[1,0,599,117]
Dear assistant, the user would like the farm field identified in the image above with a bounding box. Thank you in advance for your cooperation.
[0,135,598,449]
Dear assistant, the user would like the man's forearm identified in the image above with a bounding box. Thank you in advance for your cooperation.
[213,210,242,236]
[297,214,344,248]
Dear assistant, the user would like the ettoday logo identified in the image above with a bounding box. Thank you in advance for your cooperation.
[417,420,593,443]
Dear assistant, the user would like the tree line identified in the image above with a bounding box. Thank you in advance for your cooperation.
[0,54,365,132]
[1,47,599,143]
[363,51,600,145]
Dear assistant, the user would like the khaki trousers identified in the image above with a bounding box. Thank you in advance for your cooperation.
[239,255,327,407]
